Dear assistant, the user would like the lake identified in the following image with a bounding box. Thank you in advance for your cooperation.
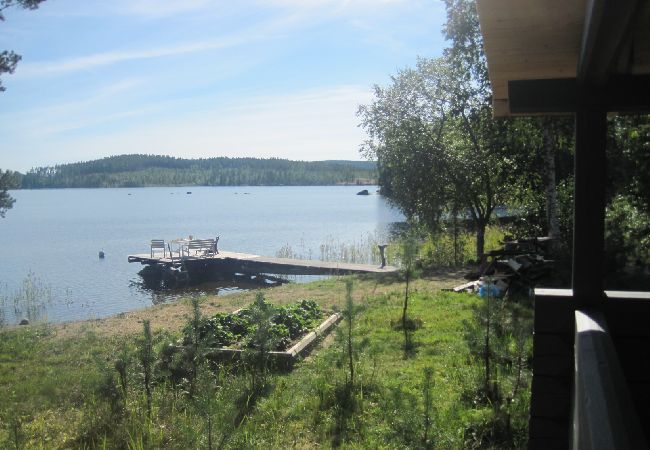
[0,186,403,323]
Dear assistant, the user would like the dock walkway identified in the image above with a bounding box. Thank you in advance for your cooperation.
[128,250,398,276]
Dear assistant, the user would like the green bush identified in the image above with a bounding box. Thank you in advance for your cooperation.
[420,226,506,267]
[606,194,650,269]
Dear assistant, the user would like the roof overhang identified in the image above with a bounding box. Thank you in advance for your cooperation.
[476,0,650,116]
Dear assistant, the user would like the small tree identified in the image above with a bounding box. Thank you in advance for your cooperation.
[463,277,502,403]
[328,279,360,447]
[344,279,355,387]
[400,234,419,354]
[114,356,128,400]
[480,278,499,399]
[243,292,277,393]
[139,320,154,418]
[188,296,203,398]
[192,369,224,450]
[422,366,435,449]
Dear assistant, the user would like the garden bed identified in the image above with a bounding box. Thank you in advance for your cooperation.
[204,311,341,367]
[161,298,341,372]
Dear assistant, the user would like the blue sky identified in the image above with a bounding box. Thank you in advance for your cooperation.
[1,0,446,172]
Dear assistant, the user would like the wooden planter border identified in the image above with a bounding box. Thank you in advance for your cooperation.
[204,312,342,367]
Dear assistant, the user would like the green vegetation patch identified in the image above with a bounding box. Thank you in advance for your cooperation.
[0,276,532,449]
[232,289,532,449]
[185,298,324,351]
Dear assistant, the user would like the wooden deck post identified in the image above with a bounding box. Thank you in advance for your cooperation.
[572,106,607,305]
[573,309,648,449]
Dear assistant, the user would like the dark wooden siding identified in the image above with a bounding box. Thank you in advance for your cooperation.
[529,290,650,449]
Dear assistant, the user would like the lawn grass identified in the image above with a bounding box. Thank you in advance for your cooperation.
[228,288,514,449]
[0,270,531,449]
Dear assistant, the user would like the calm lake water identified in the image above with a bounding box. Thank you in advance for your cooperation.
[0,186,403,323]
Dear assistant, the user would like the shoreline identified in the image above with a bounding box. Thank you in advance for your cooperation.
[9,182,379,191]
[8,269,465,340]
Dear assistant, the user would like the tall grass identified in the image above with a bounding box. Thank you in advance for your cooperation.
[319,233,386,264]
[276,226,506,269]
[1,271,52,325]
[276,232,390,265]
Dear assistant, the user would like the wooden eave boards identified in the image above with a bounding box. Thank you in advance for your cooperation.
[476,0,650,116]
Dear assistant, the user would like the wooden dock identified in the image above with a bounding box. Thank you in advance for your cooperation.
[128,250,398,277]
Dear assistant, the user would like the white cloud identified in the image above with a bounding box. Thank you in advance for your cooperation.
[15,0,436,79]
[23,85,374,167]
[16,34,253,77]
[42,0,225,19]
[0,78,147,137]
[14,5,311,79]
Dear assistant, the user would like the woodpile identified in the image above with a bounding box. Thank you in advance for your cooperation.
[448,237,554,297]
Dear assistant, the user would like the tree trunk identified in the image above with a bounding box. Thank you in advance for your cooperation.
[484,293,491,392]
[452,205,459,265]
[476,220,486,262]
[348,311,354,386]
[542,122,560,239]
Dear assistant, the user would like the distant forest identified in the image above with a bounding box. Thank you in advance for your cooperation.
[15,155,378,188]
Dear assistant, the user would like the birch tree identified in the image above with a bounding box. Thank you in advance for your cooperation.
[359,0,568,258]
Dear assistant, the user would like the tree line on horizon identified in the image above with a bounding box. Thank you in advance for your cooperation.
[7,154,377,189]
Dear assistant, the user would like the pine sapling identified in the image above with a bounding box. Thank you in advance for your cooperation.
[344,279,355,387]
[483,278,492,396]
[189,296,203,398]
[422,366,435,449]
[401,235,418,354]
[140,320,154,418]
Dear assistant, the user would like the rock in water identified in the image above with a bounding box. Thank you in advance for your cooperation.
[356,189,370,196]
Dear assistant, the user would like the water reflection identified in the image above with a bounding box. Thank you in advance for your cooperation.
[131,272,296,306]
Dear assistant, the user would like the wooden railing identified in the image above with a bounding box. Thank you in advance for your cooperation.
[573,309,648,449]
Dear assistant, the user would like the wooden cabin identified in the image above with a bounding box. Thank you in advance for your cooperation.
[475,1,650,448]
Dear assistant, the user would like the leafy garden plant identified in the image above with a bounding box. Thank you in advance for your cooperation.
[183,298,323,352]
